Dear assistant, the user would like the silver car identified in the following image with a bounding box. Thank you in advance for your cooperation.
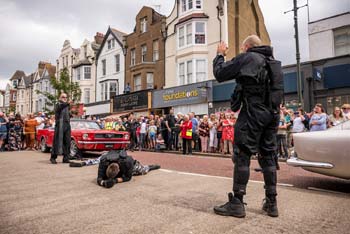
[287,120,350,179]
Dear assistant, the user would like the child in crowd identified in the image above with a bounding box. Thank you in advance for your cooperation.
[155,134,165,152]
[148,120,157,150]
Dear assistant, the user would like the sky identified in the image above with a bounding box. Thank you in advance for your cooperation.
[0,0,349,89]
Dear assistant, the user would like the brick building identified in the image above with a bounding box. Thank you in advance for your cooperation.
[124,6,166,92]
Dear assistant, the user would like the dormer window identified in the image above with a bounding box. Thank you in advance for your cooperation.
[141,17,147,33]
[181,0,202,14]
[107,39,115,49]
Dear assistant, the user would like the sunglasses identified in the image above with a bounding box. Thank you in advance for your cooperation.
[61,96,67,98]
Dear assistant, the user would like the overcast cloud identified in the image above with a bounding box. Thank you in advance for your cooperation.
[0,0,349,89]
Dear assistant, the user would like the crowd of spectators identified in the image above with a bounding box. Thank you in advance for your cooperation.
[0,111,55,151]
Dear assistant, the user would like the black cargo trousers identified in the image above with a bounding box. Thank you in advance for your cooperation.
[233,102,280,199]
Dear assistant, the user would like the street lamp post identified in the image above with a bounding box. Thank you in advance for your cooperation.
[285,0,308,109]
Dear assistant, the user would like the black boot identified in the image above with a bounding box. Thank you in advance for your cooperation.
[148,165,161,171]
[214,193,246,218]
[62,157,70,163]
[50,158,57,164]
[262,197,279,217]
[69,161,86,167]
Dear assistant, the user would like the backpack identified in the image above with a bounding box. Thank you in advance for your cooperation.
[264,58,284,111]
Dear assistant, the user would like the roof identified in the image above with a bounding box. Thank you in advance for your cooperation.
[24,74,33,88]
[176,13,209,26]
[309,11,349,25]
[96,27,127,61]
[72,59,92,68]
[10,70,26,81]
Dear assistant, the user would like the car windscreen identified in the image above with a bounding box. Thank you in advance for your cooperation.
[71,121,102,130]
[328,120,350,131]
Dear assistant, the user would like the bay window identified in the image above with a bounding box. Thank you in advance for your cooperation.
[178,59,207,85]
[179,63,185,85]
[196,59,206,82]
[178,21,206,49]
[187,60,193,84]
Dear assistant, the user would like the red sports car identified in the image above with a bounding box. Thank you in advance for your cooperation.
[36,119,130,158]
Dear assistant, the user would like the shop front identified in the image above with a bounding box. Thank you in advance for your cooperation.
[112,90,151,118]
[209,80,236,115]
[152,81,213,116]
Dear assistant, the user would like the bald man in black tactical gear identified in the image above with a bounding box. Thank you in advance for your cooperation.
[213,35,281,218]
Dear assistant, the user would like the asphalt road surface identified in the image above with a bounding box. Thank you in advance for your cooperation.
[0,151,349,234]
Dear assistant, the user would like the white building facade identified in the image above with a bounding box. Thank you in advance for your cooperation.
[309,12,350,61]
[72,33,103,104]
[56,40,80,83]
[96,27,126,102]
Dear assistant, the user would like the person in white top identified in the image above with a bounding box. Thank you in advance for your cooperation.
[139,119,147,150]
[292,110,305,133]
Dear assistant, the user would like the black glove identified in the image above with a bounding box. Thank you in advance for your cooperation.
[104,179,115,188]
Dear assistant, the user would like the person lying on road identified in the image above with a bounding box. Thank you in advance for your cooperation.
[69,150,160,188]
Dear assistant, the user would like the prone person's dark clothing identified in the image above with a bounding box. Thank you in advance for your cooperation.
[213,46,279,198]
[97,150,134,185]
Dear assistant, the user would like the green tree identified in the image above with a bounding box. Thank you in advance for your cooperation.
[36,67,81,114]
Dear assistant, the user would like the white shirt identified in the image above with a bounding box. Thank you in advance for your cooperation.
[292,116,305,133]
[35,117,45,129]
[140,122,147,134]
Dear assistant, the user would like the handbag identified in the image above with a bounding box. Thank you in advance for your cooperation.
[186,129,192,137]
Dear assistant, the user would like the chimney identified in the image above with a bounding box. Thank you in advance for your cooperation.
[95,32,104,44]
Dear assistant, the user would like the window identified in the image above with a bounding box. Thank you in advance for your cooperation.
[66,55,68,66]
[21,90,24,98]
[147,73,154,89]
[178,26,185,47]
[108,39,114,49]
[141,45,147,62]
[334,27,350,56]
[84,45,87,58]
[178,21,206,48]
[62,57,65,67]
[186,23,193,45]
[196,59,206,82]
[77,67,81,80]
[195,0,202,9]
[102,59,106,76]
[195,22,205,44]
[110,82,117,98]
[178,59,206,85]
[84,66,91,79]
[179,62,185,85]
[20,105,23,114]
[134,75,142,91]
[84,88,90,104]
[104,82,108,100]
[45,81,48,92]
[181,0,201,14]
[187,60,193,84]
[141,17,147,33]
[13,93,16,101]
[115,54,120,72]
[100,83,104,101]
[153,40,159,62]
[131,49,136,66]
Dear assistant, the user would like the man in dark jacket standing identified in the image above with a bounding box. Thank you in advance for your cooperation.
[212,35,280,218]
[50,93,72,164]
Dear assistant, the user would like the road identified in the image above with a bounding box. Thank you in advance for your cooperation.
[0,151,349,234]
[129,151,350,194]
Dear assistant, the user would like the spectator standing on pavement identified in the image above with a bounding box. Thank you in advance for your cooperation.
[209,114,218,153]
[217,112,225,153]
[328,107,346,127]
[180,114,192,155]
[189,112,199,151]
[213,36,282,217]
[148,120,157,150]
[160,116,168,149]
[50,93,72,164]
[198,115,210,153]
[139,118,147,150]
[277,108,290,159]
[0,112,8,151]
[174,112,183,151]
[341,104,350,120]
[309,104,327,132]
[24,113,38,151]
[291,110,305,133]
[165,109,176,150]
[222,112,234,155]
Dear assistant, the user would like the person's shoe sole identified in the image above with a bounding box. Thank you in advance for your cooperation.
[213,207,246,218]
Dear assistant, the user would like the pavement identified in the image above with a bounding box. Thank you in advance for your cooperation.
[1,151,350,234]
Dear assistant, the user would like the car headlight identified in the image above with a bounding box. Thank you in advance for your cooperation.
[124,134,129,140]
[82,133,89,140]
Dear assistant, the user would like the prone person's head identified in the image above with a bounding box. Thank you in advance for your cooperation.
[106,163,120,179]
[241,35,262,53]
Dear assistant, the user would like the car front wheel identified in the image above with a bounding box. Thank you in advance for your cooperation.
[70,140,82,159]
[41,138,50,153]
